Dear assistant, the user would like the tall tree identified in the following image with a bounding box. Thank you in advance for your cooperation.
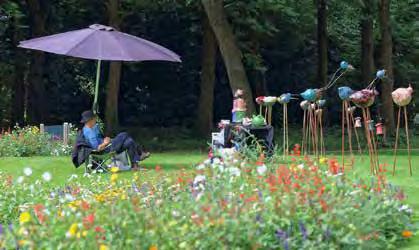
[360,0,375,83]
[201,0,255,114]
[316,0,328,87]
[10,15,26,126]
[196,14,217,136]
[378,0,395,133]
[25,0,49,124]
[105,0,122,135]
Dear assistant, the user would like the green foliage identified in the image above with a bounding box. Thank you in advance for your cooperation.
[0,0,418,128]
[0,126,76,157]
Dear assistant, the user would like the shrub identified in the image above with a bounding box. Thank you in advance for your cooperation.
[0,126,76,157]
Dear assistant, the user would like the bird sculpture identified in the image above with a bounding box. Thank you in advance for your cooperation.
[392,84,414,176]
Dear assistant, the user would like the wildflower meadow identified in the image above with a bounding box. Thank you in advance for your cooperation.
[0,147,416,249]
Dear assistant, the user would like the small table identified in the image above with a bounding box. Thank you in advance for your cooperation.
[221,124,274,154]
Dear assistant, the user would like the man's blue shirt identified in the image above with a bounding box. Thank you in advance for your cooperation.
[82,124,103,149]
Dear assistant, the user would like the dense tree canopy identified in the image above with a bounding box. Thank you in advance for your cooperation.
[0,0,417,135]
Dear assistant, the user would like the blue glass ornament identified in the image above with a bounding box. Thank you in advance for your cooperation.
[316,99,326,107]
[278,93,292,104]
[301,89,318,102]
[376,70,386,79]
[340,61,349,70]
[338,86,354,101]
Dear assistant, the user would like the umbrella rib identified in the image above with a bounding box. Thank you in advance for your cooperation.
[108,32,133,61]
[65,32,97,59]
[120,32,181,62]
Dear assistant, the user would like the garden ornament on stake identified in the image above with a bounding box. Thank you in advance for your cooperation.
[278,93,297,158]
[347,105,363,155]
[350,70,385,174]
[316,99,326,157]
[392,84,413,176]
[263,96,277,126]
[255,96,265,117]
[300,60,354,159]
[300,100,310,156]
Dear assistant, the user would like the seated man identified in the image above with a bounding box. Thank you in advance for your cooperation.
[72,110,150,170]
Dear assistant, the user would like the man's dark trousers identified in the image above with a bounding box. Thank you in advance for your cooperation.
[108,132,141,163]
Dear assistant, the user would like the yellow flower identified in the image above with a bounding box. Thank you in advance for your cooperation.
[319,157,328,164]
[82,230,88,237]
[19,212,31,224]
[111,174,118,182]
[68,200,81,210]
[110,167,119,173]
[68,223,78,237]
[18,240,29,246]
[402,230,413,238]
[58,210,65,217]
[149,246,158,250]
[99,244,109,250]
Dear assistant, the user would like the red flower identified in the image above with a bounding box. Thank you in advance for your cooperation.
[33,204,45,223]
[83,213,95,228]
[81,201,90,211]
[95,226,105,233]
[245,195,258,203]
[155,165,161,171]
[319,199,328,212]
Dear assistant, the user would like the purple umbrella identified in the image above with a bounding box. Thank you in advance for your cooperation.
[19,24,181,112]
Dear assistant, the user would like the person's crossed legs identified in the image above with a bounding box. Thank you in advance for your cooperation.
[110,132,150,169]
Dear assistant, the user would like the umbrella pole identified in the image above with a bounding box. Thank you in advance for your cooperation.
[93,60,102,113]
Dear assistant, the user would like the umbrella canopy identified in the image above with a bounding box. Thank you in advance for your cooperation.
[19,24,181,62]
[19,24,181,113]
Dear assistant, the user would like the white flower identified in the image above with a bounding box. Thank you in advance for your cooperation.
[349,190,361,196]
[203,159,211,165]
[399,205,413,214]
[227,167,241,177]
[196,164,206,170]
[193,175,206,185]
[172,210,180,217]
[65,194,75,201]
[68,174,78,181]
[212,158,221,165]
[297,164,304,169]
[17,176,24,184]
[23,167,32,176]
[42,172,52,182]
[257,164,267,175]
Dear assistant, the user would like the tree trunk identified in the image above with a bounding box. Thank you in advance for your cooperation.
[10,16,26,126]
[105,0,122,135]
[201,0,255,114]
[26,0,48,124]
[317,0,328,87]
[361,0,375,83]
[196,15,217,136]
[378,0,395,134]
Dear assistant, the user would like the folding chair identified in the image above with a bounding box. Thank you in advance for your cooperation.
[85,144,132,174]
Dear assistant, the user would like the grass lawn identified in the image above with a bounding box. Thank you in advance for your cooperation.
[0,151,417,248]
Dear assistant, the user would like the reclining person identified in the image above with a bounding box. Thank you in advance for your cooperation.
[72,110,150,170]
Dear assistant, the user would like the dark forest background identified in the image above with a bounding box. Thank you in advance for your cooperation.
[0,0,418,138]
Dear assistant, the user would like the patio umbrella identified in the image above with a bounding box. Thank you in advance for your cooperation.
[19,24,181,112]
